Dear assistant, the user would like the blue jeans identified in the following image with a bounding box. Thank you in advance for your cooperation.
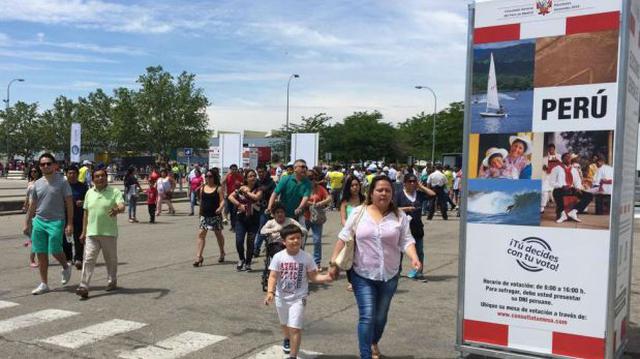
[253,211,270,255]
[352,272,399,359]
[189,191,197,214]
[304,222,324,266]
[226,196,237,229]
[128,196,137,219]
[235,219,257,264]
[415,235,424,272]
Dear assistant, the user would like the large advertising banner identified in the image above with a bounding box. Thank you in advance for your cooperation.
[70,123,81,163]
[290,133,319,168]
[611,0,640,354]
[208,146,221,169]
[459,1,635,358]
[219,133,243,173]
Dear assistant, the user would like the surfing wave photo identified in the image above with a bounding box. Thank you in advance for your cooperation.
[467,179,541,226]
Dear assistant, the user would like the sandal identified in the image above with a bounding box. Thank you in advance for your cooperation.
[193,256,204,267]
[218,253,225,263]
[372,345,381,359]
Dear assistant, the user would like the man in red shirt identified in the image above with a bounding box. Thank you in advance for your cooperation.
[223,164,244,231]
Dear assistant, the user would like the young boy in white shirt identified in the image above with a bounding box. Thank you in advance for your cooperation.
[264,224,332,358]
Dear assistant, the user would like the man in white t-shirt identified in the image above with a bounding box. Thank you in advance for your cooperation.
[550,153,593,223]
[426,164,448,220]
[592,156,613,215]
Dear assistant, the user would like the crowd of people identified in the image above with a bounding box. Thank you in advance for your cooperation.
[19,154,461,359]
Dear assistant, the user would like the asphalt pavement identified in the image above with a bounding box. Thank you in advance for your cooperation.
[0,202,637,359]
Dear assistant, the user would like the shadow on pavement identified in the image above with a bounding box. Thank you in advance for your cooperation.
[58,286,171,300]
[422,274,457,282]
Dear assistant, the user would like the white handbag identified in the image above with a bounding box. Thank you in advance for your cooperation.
[335,206,366,270]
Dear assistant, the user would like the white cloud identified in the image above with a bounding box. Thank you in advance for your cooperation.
[198,72,290,83]
[35,41,145,55]
[0,49,117,63]
[251,22,350,47]
[1,0,179,34]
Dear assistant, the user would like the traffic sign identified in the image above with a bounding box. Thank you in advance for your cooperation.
[184,148,193,157]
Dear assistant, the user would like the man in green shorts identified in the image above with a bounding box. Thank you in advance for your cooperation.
[267,159,312,221]
[23,153,74,295]
[77,167,125,299]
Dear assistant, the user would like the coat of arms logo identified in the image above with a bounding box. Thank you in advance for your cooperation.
[536,0,553,16]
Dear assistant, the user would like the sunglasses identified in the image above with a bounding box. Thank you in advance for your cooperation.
[206,175,214,178]
[407,180,417,183]
[39,162,53,167]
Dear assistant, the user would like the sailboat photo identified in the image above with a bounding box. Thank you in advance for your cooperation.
[480,53,508,118]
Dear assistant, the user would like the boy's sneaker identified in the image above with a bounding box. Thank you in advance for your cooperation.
[407,268,418,279]
[282,338,291,354]
[236,260,244,271]
[61,265,72,285]
[244,265,252,272]
[32,283,50,295]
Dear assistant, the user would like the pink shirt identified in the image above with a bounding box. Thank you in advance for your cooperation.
[338,205,415,281]
[505,155,529,173]
[190,175,203,192]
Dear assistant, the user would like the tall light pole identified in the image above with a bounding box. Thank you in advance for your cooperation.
[4,78,25,110]
[285,74,299,163]
[415,85,437,166]
[3,78,25,168]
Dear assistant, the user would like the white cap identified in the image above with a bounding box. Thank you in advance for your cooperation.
[82,160,91,165]
[482,147,508,168]
[509,136,532,156]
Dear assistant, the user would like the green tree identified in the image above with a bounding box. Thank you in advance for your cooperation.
[39,96,75,160]
[397,101,464,162]
[323,111,400,162]
[75,89,113,154]
[0,102,43,161]
[136,66,211,161]
[272,113,332,161]
[110,88,143,153]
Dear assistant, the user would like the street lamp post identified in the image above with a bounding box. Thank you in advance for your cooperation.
[4,78,25,110]
[415,85,437,166]
[3,78,25,170]
[285,74,299,163]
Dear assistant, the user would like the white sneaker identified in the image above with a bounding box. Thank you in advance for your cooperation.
[61,265,72,285]
[567,209,582,222]
[556,211,568,223]
[32,283,50,295]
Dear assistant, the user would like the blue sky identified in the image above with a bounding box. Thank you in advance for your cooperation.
[0,0,469,132]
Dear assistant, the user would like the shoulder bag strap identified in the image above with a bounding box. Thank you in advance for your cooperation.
[351,205,367,239]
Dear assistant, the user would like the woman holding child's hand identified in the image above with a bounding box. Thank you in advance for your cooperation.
[328,175,420,359]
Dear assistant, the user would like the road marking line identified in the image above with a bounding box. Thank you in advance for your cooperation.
[0,309,78,335]
[39,319,147,349]
[247,345,322,359]
[0,300,19,309]
[118,331,227,359]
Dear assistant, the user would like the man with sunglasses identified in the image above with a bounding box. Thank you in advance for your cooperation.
[267,159,311,223]
[23,153,74,295]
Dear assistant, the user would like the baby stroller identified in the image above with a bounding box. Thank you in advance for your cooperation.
[261,234,286,292]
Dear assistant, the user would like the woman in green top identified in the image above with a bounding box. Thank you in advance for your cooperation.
[340,175,365,226]
[339,175,365,291]
[77,168,125,299]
